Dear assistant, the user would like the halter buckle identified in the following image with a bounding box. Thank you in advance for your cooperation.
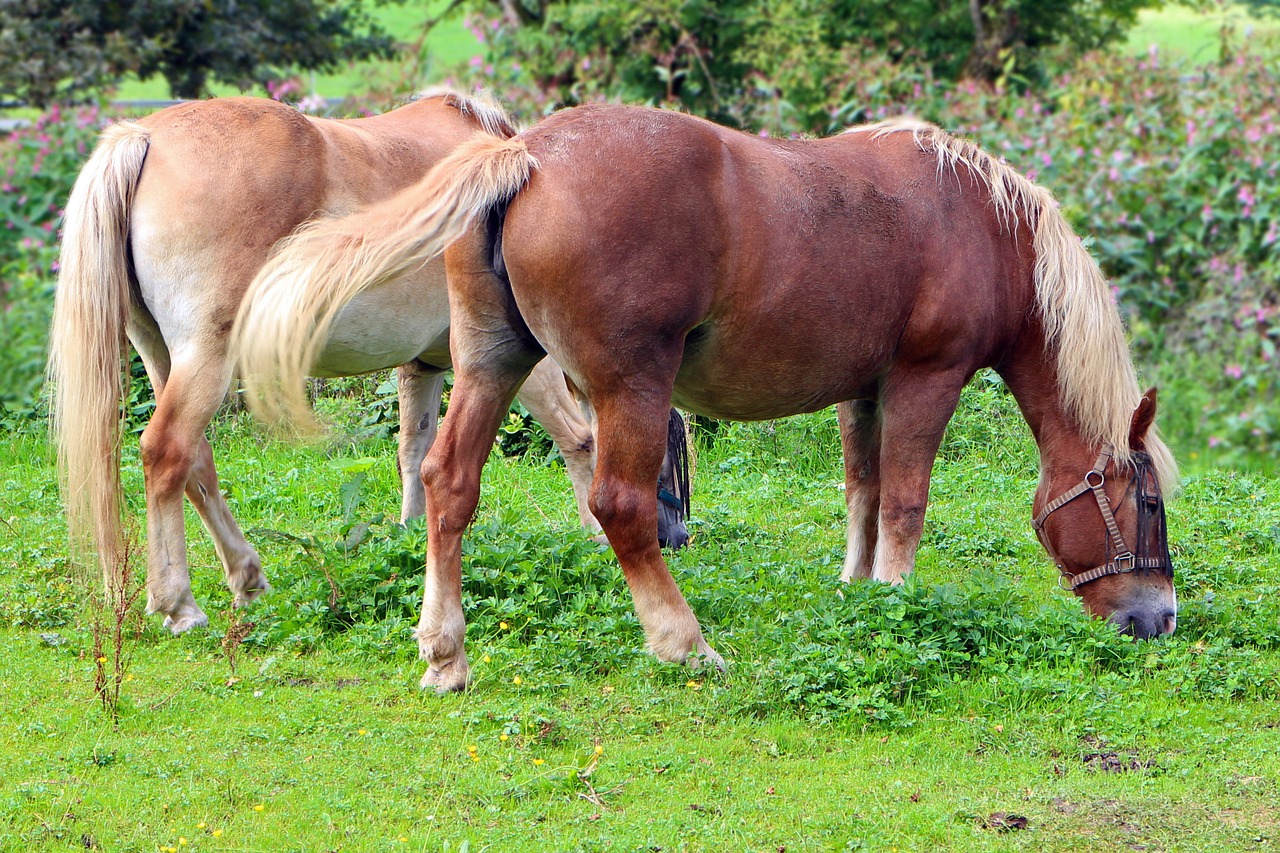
[1085,470,1105,489]
[1113,552,1136,573]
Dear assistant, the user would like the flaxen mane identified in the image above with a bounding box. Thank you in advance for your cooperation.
[848,118,1177,492]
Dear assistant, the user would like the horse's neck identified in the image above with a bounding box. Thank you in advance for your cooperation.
[998,329,1101,491]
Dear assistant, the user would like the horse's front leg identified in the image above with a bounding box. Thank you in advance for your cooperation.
[590,393,723,670]
[396,362,447,522]
[837,399,881,582]
[870,373,966,584]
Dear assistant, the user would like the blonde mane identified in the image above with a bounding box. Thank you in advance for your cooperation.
[848,117,1177,492]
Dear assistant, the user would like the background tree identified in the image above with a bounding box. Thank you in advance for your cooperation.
[453,0,1158,131]
[0,0,396,107]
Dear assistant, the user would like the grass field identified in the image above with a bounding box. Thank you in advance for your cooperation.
[3,383,1278,850]
[1126,3,1280,60]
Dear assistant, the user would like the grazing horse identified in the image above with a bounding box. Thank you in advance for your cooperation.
[49,93,684,635]
[233,104,1179,692]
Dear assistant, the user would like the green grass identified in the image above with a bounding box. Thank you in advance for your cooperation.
[2,381,1279,850]
[1126,2,1280,60]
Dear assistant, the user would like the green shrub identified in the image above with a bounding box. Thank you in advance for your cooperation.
[1,104,105,419]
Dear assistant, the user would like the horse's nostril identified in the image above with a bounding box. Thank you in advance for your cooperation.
[1160,609,1177,636]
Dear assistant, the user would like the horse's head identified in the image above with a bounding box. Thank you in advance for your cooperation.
[1033,390,1176,639]
[657,409,692,550]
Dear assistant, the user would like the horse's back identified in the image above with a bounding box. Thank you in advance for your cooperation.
[127,96,472,361]
[503,105,1036,419]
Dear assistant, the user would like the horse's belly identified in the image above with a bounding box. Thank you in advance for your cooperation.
[672,339,881,421]
[313,267,451,376]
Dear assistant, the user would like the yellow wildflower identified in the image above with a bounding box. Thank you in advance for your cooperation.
[499,621,509,630]
[532,758,545,766]
[212,829,223,838]
[253,804,265,812]
[512,676,522,686]
[499,733,509,742]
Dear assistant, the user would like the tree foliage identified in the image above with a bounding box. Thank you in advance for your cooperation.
[456,0,1158,129]
[0,0,396,106]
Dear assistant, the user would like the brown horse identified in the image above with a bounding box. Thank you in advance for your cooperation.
[49,92,637,634]
[234,104,1179,692]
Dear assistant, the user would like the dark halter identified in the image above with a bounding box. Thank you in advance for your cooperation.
[1032,447,1172,591]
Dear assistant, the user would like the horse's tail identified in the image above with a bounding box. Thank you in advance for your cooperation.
[858,118,1178,492]
[232,132,537,433]
[47,121,152,582]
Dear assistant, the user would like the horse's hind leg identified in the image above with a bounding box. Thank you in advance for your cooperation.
[837,399,881,582]
[514,359,602,532]
[184,433,268,608]
[136,347,262,630]
[396,362,447,522]
[415,253,543,693]
[589,391,722,669]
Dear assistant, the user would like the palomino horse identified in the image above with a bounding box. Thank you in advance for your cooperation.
[50,93,687,634]
[234,104,1178,692]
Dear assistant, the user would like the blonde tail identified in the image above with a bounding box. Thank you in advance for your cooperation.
[232,132,537,434]
[47,121,151,583]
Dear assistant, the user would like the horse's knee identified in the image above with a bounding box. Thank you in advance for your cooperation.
[420,455,481,533]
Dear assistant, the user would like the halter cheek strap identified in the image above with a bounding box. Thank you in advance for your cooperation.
[1032,448,1168,591]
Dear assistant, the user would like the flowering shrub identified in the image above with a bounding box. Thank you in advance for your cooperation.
[0,105,105,418]
[923,48,1278,463]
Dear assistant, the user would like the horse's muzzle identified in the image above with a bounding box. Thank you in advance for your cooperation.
[1111,604,1177,639]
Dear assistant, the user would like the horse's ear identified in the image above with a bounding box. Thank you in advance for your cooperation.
[1129,387,1158,451]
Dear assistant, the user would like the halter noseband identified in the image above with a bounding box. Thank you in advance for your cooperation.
[1032,447,1171,591]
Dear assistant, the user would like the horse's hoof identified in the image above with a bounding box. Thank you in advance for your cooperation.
[688,643,727,673]
[420,662,469,694]
[233,581,270,609]
[162,609,209,634]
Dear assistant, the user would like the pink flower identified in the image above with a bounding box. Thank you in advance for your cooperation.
[1208,436,1222,448]
[1225,364,1243,379]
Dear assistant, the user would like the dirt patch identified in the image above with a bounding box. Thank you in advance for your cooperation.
[977,812,1029,832]
[1082,751,1158,774]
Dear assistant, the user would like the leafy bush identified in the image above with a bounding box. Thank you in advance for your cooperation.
[1,105,105,419]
